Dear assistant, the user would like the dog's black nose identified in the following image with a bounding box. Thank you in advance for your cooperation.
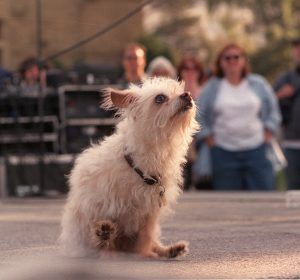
[180,92,192,102]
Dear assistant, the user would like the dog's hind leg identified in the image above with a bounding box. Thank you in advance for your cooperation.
[134,215,160,258]
[152,240,189,259]
[90,220,117,250]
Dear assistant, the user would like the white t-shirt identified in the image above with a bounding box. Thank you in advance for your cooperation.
[213,79,264,151]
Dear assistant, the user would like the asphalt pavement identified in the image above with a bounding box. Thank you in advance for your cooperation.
[0,192,300,279]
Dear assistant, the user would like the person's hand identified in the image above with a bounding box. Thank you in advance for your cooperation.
[264,130,273,143]
[205,135,215,147]
[277,84,295,99]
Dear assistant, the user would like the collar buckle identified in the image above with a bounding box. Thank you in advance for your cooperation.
[124,153,161,186]
[143,177,159,185]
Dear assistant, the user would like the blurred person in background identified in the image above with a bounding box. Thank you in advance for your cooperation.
[178,56,205,100]
[147,56,176,78]
[274,37,300,190]
[197,43,281,191]
[0,66,13,91]
[177,56,209,190]
[119,43,147,88]
[19,57,47,96]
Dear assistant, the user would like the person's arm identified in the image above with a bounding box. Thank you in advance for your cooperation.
[195,80,216,146]
[274,72,296,100]
[261,78,282,137]
[276,84,295,99]
[204,135,215,147]
[264,129,273,143]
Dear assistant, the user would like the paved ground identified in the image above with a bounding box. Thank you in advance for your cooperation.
[0,192,300,279]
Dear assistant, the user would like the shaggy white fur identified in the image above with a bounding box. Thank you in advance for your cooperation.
[59,77,199,258]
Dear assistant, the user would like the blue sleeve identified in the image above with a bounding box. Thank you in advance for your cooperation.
[261,77,282,133]
[195,80,215,139]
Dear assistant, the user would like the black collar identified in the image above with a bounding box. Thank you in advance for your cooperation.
[124,154,161,186]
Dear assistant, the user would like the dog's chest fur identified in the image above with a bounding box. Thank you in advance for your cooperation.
[101,157,176,235]
[70,137,181,235]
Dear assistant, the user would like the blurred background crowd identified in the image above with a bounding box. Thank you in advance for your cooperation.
[0,0,300,196]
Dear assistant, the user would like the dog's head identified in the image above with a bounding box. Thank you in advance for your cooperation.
[103,77,199,137]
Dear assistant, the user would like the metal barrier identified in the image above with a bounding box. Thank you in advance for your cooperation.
[0,84,119,196]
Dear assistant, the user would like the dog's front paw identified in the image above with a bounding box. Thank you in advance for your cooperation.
[95,221,116,241]
[168,241,189,259]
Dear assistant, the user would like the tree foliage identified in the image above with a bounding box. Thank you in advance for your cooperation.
[144,0,300,81]
[138,34,175,66]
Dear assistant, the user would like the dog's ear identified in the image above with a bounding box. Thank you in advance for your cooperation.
[110,89,137,108]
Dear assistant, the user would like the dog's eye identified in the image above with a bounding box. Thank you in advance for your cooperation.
[155,94,167,104]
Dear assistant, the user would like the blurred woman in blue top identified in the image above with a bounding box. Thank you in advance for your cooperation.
[196,43,281,191]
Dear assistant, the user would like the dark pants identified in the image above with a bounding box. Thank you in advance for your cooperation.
[183,161,213,190]
[284,148,300,190]
[183,161,193,190]
[211,144,274,191]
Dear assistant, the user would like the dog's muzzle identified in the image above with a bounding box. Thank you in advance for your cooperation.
[180,92,193,111]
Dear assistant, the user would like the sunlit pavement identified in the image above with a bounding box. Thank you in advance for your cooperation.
[0,192,300,279]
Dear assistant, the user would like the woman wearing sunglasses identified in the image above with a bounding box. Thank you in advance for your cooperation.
[196,43,281,190]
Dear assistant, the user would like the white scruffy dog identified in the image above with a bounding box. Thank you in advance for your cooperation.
[60,77,199,259]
